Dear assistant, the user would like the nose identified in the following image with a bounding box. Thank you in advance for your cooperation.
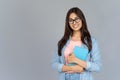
[73,21,76,24]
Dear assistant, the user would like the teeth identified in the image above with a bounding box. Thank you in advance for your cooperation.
[73,25,78,28]
[75,26,77,28]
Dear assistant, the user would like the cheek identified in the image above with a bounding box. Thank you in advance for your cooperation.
[78,22,82,27]
[69,24,73,28]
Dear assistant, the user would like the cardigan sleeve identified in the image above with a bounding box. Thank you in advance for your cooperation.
[51,45,64,73]
[85,38,102,72]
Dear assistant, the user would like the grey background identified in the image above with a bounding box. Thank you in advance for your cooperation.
[0,0,120,80]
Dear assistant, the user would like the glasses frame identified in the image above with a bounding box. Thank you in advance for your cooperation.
[69,17,81,24]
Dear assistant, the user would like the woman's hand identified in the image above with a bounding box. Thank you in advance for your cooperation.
[65,65,84,73]
[71,65,84,73]
[67,53,87,68]
[67,53,77,64]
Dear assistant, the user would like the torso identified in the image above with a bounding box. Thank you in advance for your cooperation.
[64,39,82,65]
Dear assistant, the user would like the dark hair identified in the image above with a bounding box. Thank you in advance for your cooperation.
[58,7,92,56]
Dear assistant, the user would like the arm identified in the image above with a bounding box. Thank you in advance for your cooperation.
[67,38,102,72]
[75,39,102,72]
[66,54,85,73]
[52,46,64,72]
[62,65,72,72]
[74,58,87,68]
[52,45,74,72]
[85,39,102,72]
[67,53,87,69]
[70,65,84,73]
[51,46,83,73]
[62,65,84,73]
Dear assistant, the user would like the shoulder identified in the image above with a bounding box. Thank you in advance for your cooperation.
[91,36,99,48]
[91,36,97,44]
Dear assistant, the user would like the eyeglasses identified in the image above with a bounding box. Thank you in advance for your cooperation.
[69,17,80,24]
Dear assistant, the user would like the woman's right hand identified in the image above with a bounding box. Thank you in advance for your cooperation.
[70,65,84,73]
[62,65,84,73]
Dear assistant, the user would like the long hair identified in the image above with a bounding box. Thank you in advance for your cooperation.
[58,7,92,56]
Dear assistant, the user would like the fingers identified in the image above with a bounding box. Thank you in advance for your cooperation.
[67,53,76,63]
[71,65,84,73]
[65,71,75,73]
[69,53,72,56]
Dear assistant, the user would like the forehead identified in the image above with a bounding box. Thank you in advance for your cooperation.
[69,13,78,19]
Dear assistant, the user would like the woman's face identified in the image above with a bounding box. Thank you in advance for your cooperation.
[69,13,82,31]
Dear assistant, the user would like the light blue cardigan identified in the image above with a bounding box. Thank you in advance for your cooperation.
[52,37,102,80]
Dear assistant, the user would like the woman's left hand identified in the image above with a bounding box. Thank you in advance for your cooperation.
[67,53,77,64]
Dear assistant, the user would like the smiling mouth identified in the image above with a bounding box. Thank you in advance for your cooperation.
[73,25,78,28]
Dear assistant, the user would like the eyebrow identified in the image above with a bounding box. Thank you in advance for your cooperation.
[69,17,79,20]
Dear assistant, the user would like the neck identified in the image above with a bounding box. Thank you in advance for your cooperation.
[72,31,81,38]
[71,31,81,41]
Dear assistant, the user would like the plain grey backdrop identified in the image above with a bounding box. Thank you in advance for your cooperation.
[0,0,120,80]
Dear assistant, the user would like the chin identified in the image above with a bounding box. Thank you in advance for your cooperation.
[72,27,81,31]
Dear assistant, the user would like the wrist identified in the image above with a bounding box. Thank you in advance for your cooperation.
[62,65,72,72]
[69,66,73,71]
[75,58,87,68]
[74,58,79,63]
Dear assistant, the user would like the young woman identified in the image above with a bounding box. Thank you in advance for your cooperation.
[52,7,102,80]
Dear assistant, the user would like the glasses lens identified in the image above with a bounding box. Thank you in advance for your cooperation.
[69,19,73,24]
[69,17,80,24]
[75,17,80,23]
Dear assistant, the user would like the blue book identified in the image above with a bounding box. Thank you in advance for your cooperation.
[68,46,89,66]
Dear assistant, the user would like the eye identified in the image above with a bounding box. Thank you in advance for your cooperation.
[69,18,73,20]
[69,18,73,22]
[75,17,80,20]
[75,17,80,22]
